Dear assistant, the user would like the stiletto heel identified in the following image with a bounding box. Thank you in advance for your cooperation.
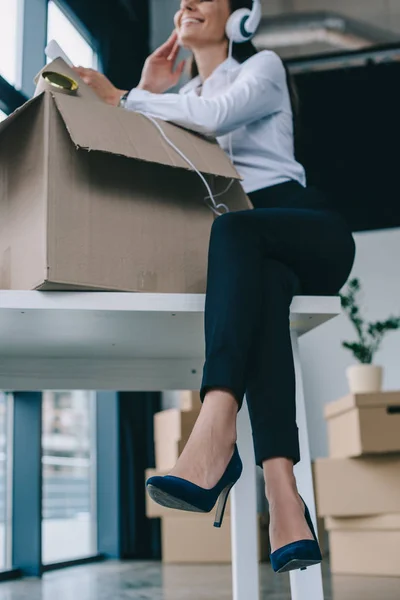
[146,445,242,527]
[270,496,322,574]
[214,482,235,528]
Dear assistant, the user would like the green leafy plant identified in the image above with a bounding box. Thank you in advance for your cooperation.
[340,278,400,364]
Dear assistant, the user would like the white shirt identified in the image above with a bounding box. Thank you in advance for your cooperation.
[125,50,306,193]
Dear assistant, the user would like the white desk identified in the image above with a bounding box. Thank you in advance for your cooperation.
[0,291,340,599]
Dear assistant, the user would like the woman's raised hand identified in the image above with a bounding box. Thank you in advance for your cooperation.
[137,31,186,94]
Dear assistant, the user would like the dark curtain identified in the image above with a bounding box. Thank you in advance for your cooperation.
[119,392,162,560]
[293,59,400,232]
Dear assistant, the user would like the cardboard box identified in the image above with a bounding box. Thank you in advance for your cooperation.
[145,467,231,519]
[314,456,400,517]
[153,405,200,470]
[161,514,269,564]
[154,408,199,446]
[154,438,187,472]
[180,391,202,412]
[325,391,400,458]
[0,58,251,292]
[326,514,400,576]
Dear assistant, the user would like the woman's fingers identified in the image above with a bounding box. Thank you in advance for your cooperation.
[167,40,181,63]
[153,30,178,57]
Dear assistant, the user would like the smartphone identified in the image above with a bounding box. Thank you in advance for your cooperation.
[45,40,74,68]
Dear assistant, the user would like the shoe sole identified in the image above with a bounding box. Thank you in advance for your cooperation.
[277,559,322,573]
[147,484,208,513]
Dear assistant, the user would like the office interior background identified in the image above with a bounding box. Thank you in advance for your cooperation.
[0,0,400,599]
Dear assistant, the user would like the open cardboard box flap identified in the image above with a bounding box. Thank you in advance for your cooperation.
[52,93,240,179]
[23,56,240,180]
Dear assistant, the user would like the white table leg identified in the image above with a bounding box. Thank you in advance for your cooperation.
[231,399,260,600]
[290,331,324,600]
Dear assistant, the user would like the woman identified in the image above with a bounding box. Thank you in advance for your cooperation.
[75,0,355,573]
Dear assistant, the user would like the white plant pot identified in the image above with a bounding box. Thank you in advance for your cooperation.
[346,364,383,394]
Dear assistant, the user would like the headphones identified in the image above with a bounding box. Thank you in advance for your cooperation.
[225,0,261,44]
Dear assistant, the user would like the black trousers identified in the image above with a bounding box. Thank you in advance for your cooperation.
[199,181,355,466]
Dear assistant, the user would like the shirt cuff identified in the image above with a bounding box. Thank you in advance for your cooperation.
[125,88,153,110]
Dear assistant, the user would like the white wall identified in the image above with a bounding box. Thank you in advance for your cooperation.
[150,0,180,51]
[300,227,400,459]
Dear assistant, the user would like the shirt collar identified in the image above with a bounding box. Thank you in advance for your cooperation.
[179,56,239,95]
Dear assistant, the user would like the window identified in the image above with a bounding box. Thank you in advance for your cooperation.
[0,109,7,122]
[42,391,97,564]
[0,0,21,86]
[47,1,97,69]
[0,392,12,571]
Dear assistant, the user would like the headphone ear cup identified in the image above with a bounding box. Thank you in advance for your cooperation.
[225,8,252,44]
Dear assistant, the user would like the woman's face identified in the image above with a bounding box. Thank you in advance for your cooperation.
[174,0,231,49]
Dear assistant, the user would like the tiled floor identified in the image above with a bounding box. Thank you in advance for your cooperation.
[0,560,399,600]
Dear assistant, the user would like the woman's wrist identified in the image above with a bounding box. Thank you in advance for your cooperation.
[115,89,128,106]
[137,81,152,92]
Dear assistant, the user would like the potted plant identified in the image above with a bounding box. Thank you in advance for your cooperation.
[340,278,400,393]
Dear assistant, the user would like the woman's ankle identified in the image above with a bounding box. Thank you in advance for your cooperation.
[262,457,298,503]
[201,388,238,444]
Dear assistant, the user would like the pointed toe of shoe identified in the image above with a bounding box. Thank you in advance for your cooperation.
[146,475,164,489]
[146,475,210,513]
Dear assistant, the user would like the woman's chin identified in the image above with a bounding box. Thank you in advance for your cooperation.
[177,32,205,50]
[177,34,193,49]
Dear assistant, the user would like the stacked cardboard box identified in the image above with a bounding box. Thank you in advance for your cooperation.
[147,391,270,563]
[314,391,400,576]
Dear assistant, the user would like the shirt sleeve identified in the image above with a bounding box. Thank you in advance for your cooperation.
[124,52,286,137]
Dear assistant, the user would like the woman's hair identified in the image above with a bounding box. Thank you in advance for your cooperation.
[190,0,300,127]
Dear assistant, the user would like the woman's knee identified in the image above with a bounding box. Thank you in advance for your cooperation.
[262,259,302,297]
[210,210,252,239]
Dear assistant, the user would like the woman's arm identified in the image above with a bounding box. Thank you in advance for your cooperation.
[125,52,286,137]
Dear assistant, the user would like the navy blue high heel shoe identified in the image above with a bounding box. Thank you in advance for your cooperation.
[270,497,322,573]
[146,445,242,528]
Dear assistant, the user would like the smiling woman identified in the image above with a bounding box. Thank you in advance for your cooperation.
[174,0,231,48]
[74,3,355,576]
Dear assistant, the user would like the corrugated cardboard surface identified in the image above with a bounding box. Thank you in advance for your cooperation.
[314,456,400,517]
[325,514,400,531]
[0,96,47,290]
[53,93,241,179]
[326,391,400,458]
[329,530,400,576]
[162,515,232,564]
[161,514,269,564]
[1,65,252,292]
[154,408,199,444]
[325,391,400,419]
[181,390,202,412]
[155,440,184,472]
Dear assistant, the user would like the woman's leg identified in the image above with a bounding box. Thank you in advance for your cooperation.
[238,207,354,552]
[170,209,265,488]
[170,205,354,502]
